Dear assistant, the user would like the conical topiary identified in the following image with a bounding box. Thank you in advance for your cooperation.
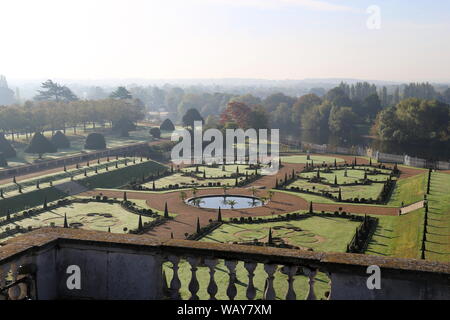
[51,131,71,149]
[196,217,201,234]
[164,202,169,218]
[138,215,143,231]
[63,213,68,228]
[25,132,57,158]
[217,207,222,222]
[0,133,16,158]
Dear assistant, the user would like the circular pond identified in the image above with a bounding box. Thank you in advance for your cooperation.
[186,195,264,209]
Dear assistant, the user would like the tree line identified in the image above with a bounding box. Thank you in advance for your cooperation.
[0,98,145,140]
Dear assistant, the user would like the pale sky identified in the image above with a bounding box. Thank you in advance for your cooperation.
[0,0,449,82]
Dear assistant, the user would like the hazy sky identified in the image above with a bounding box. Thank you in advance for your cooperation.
[0,0,449,82]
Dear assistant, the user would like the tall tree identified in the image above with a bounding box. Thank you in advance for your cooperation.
[110,86,132,100]
[34,80,78,102]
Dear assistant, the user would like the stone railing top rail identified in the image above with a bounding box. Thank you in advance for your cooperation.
[0,142,149,174]
[1,228,449,280]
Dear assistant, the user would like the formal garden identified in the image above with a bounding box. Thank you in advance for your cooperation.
[130,162,268,191]
[278,157,400,205]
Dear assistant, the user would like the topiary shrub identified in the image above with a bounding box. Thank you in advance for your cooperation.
[25,132,57,159]
[51,131,71,149]
[0,133,16,158]
[160,118,175,131]
[113,117,136,137]
[85,133,106,150]
[149,127,161,138]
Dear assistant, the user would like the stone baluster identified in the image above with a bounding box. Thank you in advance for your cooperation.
[204,258,218,300]
[303,267,317,300]
[244,262,257,300]
[325,272,332,300]
[187,256,201,300]
[8,262,21,300]
[0,264,10,300]
[263,264,277,300]
[281,265,298,300]
[168,255,181,300]
[225,260,238,300]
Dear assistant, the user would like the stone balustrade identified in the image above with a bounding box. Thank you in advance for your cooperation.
[0,228,448,300]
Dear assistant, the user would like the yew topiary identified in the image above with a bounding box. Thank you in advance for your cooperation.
[84,133,106,150]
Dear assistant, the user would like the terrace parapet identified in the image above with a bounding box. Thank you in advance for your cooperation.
[0,228,448,300]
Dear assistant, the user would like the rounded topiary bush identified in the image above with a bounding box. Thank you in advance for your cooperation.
[0,133,16,158]
[149,127,161,138]
[84,133,106,150]
[51,131,71,149]
[160,118,175,131]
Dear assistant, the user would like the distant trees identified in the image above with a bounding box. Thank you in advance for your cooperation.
[160,118,175,131]
[110,87,132,100]
[301,102,333,132]
[328,106,358,135]
[263,93,295,113]
[361,94,382,120]
[403,83,438,100]
[291,94,322,127]
[51,131,71,149]
[85,133,106,150]
[442,88,450,104]
[0,75,15,105]
[25,132,57,158]
[0,98,145,138]
[220,102,251,129]
[34,80,78,102]
[374,98,450,143]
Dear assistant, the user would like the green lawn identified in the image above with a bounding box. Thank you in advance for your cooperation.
[300,167,391,184]
[425,172,450,262]
[144,164,261,190]
[286,179,384,201]
[365,209,424,259]
[0,201,155,238]
[80,160,166,189]
[0,197,176,243]
[281,155,344,164]
[388,172,427,206]
[143,173,238,189]
[201,216,360,253]
[0,187,68,217]
[0,157,149,198]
